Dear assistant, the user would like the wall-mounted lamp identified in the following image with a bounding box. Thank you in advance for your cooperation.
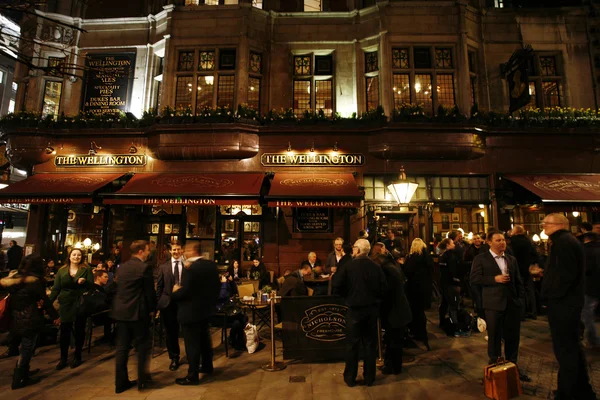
[387,166,418,205]
[89,141,102,156]
[310,142,315,152]
[333,142,338,152]
[287,142,292,152]
[572,211,580,218]
[129,143,138,154]
[45,143,56,155]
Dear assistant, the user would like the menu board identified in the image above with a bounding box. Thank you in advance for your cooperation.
[294,208,332,233]
[82,53,136,115]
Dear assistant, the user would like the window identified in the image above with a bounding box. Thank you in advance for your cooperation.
[0,70,4,84]
[391,46,456,115]
[363,175,428,202]
[42,80,62,117]
[525,54,563,109]
[430,176,489,202]
[494,0,504,7]
[468,50,478,107]
[248,52,262,111]
[293,53,334,116]
[174,48,236,112]
[364,50,379,110]
[304,0,321,11]
[47,57,65,76]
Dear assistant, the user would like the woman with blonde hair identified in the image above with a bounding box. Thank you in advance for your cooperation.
[49,247,93,369]
[402,238,433,350]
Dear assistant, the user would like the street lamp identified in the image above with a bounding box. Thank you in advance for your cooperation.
[387,166,419,205]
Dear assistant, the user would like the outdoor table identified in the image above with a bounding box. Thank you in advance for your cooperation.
[239,296,279,331]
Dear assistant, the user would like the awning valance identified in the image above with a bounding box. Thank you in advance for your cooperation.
[267,173,363,208]
[103,173,265,205]
[504,174,600,203]
[0,173,124,204]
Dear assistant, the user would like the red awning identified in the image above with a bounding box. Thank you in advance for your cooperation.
[104,173,265,205]
[505,174,600,203]
[267,173,363,208]
[0,173,124,204]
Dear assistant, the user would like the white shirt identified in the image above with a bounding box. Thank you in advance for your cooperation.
[489,249,508,275]
[171,257,182,283]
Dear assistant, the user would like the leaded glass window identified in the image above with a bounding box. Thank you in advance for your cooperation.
[435,48,453,69]
[539,56,557,76]
[365,51,378,73]
[178,51,194,71]
[249,52,262,74]
[392,48,409,69]
[294,56,311,76]
[198,51,215,71]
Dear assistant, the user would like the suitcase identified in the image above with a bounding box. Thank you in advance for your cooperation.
[484,358,523,400]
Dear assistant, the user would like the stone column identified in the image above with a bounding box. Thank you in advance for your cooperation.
[456,1,472,115]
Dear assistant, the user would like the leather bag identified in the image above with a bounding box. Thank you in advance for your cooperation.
[484,358,523,400]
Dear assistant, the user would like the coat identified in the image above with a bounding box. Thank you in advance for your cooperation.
[7,245,23,271]
[171,257,220,324]
[470,251,524,312]
[584,241,600,298]
[402,251,433,307]
[1,271,59,336]
[156,259,182,310]
[279,271,308,297]
[380,261,412,329]
[331,255,387,308]
[49,265,93,322]
[509,234,539,278]
[112,257,156,322]
[542,229,586,308]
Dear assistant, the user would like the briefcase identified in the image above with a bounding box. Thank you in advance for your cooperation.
[484,358,523,400]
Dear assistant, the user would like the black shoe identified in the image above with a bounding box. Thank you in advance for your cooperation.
[11,366,25,390]
[169,358,179,371]
[56,359,68,370]
[519,372,532,382]
[70,358,82,369]
[175,376,200,386]
[115,380,137,394]
[343,376,356,387]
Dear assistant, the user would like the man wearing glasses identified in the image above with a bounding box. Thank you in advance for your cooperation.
[541,213,596,400]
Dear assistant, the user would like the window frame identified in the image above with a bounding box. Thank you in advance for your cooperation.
[292,53,334,116]
[526,53,564,109]
[391,45,457,115]
[41,79,63,117]
[174,48,237,112]
[248,51,262,112]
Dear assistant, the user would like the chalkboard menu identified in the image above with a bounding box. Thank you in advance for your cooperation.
[294,208,332,233]
[82,53,136,115]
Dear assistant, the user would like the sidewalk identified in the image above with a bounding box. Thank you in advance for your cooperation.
[0,308,599,400]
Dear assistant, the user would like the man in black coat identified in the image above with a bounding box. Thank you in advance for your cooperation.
[582,232,600,348]
[112,240,155,393]
[156,240,184,371]
[332,238,387,387]
[279,264,312,297]
[541,214,596,400]
[171,241,220,386]
[509,225,540,319]
[7,240,23,271]
[470,231,528,381]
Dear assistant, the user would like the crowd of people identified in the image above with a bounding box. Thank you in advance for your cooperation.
[0,216,598,398]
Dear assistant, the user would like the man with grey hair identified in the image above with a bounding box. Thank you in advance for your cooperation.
[332,238,387,387]
[541,213,596,400]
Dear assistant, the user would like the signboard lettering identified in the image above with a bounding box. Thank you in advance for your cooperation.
[270,200,360,208]
[55,154,147,167]
[294,208,332,233]
[82,53,136,115]
[300,304,348,342]
[1,197,81,204]
[142,198,217,205]
[261,153,364,167]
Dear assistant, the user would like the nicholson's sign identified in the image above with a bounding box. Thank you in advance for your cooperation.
[300,304,348,342]
[261,153,365,167]
[55,154,147,167]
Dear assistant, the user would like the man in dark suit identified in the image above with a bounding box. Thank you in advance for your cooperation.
[112,240,155,394]
[156,240,184,371]
[332,238,387,387]
[302,252,323,275]
[509,225,540,319]
[541,214,596,400]
[280,264,312,297]
[7,240,23,271]
[470,231,528,381]
[171,241,220,386]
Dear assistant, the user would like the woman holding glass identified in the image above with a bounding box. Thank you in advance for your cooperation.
[49,247,93,369]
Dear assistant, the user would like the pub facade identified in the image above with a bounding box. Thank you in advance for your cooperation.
[1,0,599,274]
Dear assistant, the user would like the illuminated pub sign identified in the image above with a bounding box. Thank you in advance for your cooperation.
[55,154,147,167]
[261,153,365,167]
[82,53,136,115]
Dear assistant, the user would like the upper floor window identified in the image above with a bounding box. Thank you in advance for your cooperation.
[292,53,334,117]
[494,0,504,7]
[392,46,456,115]
[526,54,563,109]
[364,50,379,111]
[304,1,321,11]
[47,57,65,77]
[468,50,479,107]
[175,48,236,112]
[363,175,428,202]
[248,52,262,111]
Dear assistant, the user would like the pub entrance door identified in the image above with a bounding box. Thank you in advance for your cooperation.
[375,211,418,254]
[144,213,184,266]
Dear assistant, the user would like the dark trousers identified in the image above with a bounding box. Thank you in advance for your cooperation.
[407,296,427,341]
[523,275,537,317]
[383,327,405,373]
[471,284,485,321]
[485,303,521,363]
[344,306,378,384]
[161,305,180,360]
[547,304,596,400]
[59,318,86,361]
[18,333,37,368]
[182,319,213,378]
[115,320,150,389]
[439,285,461,329]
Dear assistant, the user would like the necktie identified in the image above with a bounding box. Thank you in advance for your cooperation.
[174,260,180,286]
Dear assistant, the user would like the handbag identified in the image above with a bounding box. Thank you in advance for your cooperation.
[0,293,11,332]
[221,301,243,318]
[484,357,523,400]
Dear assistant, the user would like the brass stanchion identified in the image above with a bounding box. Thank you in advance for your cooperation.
[376,317,384,367]
[261,293,286,372]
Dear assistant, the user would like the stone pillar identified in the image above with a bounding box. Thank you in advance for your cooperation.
[457,1,472,116]
[379,31,393,118]
[236,32,250,110]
